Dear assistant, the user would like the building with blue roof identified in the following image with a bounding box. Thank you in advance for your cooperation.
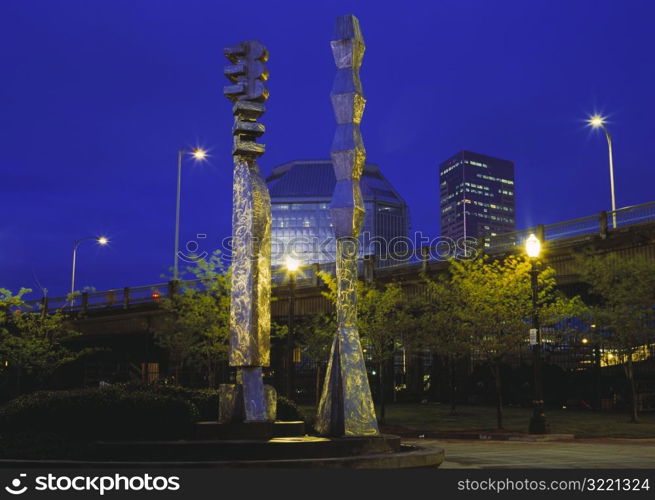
[266,160,409,265]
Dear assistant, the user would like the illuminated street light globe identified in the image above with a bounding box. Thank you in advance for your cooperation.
[192,148,208,160]
[525,233,541,258]
[97,236,109,245]
[588,114,606,128]
[285,255,300,272]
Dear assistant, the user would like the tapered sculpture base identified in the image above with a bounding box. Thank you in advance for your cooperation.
[315,326,379,437]
[218,368,277,424]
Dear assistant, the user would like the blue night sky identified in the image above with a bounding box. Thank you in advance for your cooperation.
[1,0,654,298]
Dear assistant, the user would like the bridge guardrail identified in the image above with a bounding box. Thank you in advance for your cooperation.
[614,201,655,229]
[488,200,655,252]
[22,200,655,314]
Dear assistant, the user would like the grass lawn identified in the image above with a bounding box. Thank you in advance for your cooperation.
[299,403,655,439]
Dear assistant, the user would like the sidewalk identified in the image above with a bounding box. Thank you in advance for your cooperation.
[382,424,574,441]
[407,438,655,468]
[380,425,575,442]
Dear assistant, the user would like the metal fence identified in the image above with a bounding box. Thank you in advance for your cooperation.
[614,200,655,229]
[487,200,655,253]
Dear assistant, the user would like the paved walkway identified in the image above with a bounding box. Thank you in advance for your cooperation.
[406,438,655,468]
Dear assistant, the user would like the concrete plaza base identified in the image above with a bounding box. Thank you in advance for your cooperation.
[194,420,306,440]
[0,421,444,468]
[89,433,443,468]
[0,443,444,469]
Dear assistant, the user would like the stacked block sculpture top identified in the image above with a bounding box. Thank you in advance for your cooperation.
[315,15,380,436]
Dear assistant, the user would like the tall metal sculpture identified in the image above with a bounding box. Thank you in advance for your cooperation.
[219,40,275,423]
[315,15,379,436]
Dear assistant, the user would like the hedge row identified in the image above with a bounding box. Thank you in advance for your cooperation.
[0,383,304,442]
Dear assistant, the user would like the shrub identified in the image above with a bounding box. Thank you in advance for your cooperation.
[0,384,306,449]
[118,382,219,421]
[119,382,305,421]
[276,395,303,421]
[0,386,199,441]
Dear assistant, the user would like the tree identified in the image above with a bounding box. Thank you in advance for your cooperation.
[316,272,406,423]
[153,252,230,387]
[1,288,84,394]
[295,313,335,407]
[448,254,582,429]
[357,281,407,423]
[413,273,472,414]
[576,253,655,423]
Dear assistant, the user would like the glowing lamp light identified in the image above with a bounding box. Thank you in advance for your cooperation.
[191,148,207,161]
[582,338,589,344]
[588,114,606,129]
[285,256,300,273]
[525,233,541,258]
[97,236,109,246]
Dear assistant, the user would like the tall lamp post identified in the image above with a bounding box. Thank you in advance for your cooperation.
[588,115,617,228]
[285,256,300,399]
[526,233,549,434]
[71,236,109,302]
[173,147,207,280]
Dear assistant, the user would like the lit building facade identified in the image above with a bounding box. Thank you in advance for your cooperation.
[266,160,409,265]
[439,150,515,248]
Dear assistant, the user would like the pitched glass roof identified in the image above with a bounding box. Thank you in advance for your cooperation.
[266,159,405,205]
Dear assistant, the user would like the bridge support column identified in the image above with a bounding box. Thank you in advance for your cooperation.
[599,211,608,239]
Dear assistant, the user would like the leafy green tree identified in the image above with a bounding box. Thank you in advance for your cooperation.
[153,252,230,387]
[358,281,407,423]
[412,273,472,414]
[448,254,582,429]
[576,254,655,423]
[1,288,83,394]
[295,313,335,406]
[0,288,29,321]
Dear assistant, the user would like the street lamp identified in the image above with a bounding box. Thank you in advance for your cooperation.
[173,147,208,280]
[588,114,617,228]
[71,236,109,302]
[284,255,300,398]
[526,233,549,434]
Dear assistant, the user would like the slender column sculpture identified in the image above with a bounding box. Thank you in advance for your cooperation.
[219,40,275,423]
[315,15,379,436]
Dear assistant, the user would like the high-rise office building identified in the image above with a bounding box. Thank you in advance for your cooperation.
[439,150,515,248]
[266,159,409,265]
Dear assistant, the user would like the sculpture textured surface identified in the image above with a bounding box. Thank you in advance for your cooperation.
[221,40,273,422]
[315,15,379,436]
